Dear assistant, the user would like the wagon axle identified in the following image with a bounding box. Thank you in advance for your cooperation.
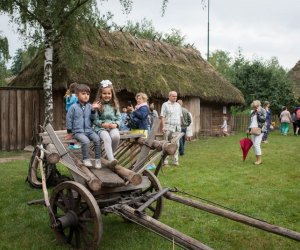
[55,210,79,230]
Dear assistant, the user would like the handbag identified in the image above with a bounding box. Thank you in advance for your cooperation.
[250,127,262,136]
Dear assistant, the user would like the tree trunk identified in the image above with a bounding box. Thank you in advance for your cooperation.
[43,28,54,123]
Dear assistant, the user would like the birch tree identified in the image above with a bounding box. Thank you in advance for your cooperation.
[0,0,170,122]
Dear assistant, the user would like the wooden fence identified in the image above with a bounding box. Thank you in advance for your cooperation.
[0,87,44,151]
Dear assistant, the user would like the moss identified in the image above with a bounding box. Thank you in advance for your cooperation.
[10,28,244,104]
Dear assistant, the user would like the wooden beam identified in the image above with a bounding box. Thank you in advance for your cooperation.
[165,192,300,242]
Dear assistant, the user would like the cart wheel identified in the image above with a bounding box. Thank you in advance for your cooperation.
[27,146,56,188]
[141,169,164,219]
[50,181,103,249]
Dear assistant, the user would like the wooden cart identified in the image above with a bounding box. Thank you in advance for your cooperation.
[27,119,300,250]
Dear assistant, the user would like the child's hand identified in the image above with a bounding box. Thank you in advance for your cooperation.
[101,123,110,129]
[64,134,73,140]
[92,101,102,110]
[110,123,117,129]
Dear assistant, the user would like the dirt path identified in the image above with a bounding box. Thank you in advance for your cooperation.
[0,153,32,164]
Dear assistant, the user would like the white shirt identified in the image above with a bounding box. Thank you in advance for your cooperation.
[160,100,182,132]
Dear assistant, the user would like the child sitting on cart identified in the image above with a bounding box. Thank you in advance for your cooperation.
[65,84,101,169]
[92,80,120,166]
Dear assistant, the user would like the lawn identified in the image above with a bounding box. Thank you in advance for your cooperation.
[0,131,299,249]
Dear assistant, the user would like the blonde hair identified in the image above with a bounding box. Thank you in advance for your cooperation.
[135,92,148,102]
[251,100,261,109]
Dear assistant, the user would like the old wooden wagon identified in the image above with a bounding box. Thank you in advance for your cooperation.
[27,119,300,249]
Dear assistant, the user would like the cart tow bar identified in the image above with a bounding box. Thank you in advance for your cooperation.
[164,191,300,242]
[118,204,213,250]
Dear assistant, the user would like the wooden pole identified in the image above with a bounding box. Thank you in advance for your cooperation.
[165,192,300,242]
[119,205,213,250]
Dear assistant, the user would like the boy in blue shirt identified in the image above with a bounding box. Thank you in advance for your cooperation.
[65,84,101,169]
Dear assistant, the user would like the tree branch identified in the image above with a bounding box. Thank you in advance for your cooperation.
[13,0,44,27]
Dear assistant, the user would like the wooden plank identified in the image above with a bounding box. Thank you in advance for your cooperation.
[91,167,125,187]
[1,90,9,150]
[24,90,31,147]
[16,90,25,150]
[94,176,150,195]
[9,90,17,150]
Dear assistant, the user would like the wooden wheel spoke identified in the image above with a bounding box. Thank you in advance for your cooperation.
[67,227,74,243]
[79,223,95,238]
[55,201,68,213]
[74,228,81,248]
[66,188,76,209]
[79,217,94,223]
[74,194,82,212]
[59,191,71,210]
[78,204,89,215]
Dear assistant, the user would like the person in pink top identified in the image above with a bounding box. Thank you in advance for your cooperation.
[280,106,292,135]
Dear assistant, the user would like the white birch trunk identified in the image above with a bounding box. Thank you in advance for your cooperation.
[43,29,54,123]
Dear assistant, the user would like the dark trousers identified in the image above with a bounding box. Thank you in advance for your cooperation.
[179,127,187,156]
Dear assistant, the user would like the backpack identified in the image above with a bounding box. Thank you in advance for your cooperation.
[296,109,300,120]
[126,113,139,129]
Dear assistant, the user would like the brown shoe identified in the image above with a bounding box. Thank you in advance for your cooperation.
[254,161,262,165]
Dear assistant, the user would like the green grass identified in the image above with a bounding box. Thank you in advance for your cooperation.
[0,131,299,249]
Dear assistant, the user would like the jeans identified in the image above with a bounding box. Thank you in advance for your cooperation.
[179,127,187,155]
[74,131,101,160]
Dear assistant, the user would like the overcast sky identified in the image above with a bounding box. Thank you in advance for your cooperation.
[1,0,299,69]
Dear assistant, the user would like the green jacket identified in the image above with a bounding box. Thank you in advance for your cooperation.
[181,107,191,128]
[92,103,121,133]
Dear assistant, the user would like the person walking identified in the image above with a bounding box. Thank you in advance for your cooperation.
[248,100,266,165]
[177,99,191,156]
[160,91,182,166]
[262,101,271,143]
[280,106,292,135]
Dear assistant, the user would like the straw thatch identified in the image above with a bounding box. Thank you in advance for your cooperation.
[10,28,244,104]
[288,60,300,98]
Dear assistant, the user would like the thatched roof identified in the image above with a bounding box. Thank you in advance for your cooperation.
[10,28,244,104]
[288,60,300,98]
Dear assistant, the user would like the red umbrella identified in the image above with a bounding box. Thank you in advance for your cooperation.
[239,137,253,161]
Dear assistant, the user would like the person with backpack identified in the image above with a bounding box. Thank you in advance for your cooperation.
[177,99,192,156]
[294,106,300,136]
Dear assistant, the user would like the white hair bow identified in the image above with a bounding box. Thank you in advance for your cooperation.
[100,80,112,88]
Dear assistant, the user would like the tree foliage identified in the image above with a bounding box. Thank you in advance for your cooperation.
[10,46,39,75]
[0,33,9,61]
[209,50,296,114]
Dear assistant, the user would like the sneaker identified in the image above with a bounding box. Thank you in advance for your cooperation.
[83,159,93,167]
[68,145,75,150]
[95,159,102,169]
[73,144,81,149]
[146,164,156,170]
[173,162,179,166]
